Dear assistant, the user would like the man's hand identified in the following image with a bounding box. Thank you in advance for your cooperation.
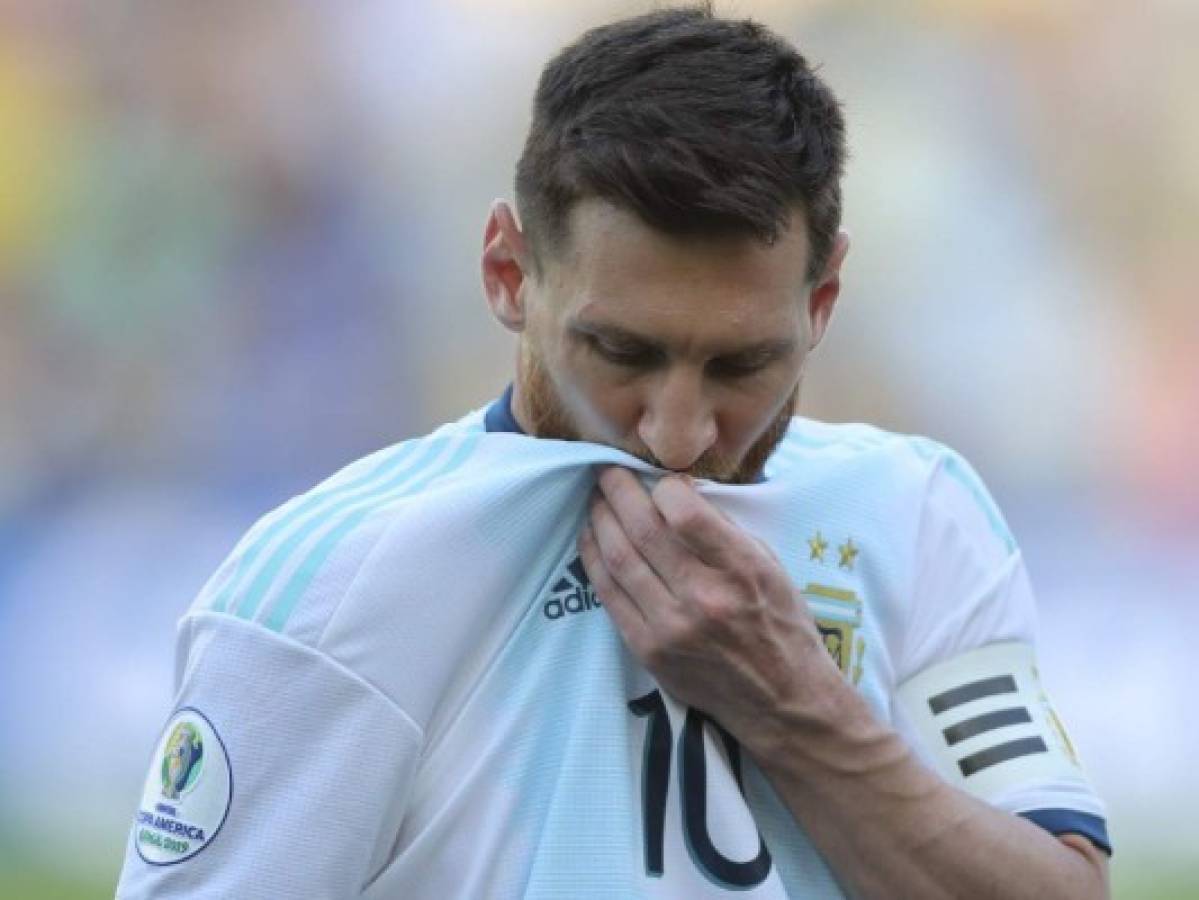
[577,465,845,752]
[578,466,1110,900]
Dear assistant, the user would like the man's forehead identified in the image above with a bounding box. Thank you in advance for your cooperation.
[537,199,805,281]
[539,200,809,343]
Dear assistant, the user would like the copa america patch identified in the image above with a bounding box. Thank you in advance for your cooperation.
[134,707,232,865]
[897,642,1085,801]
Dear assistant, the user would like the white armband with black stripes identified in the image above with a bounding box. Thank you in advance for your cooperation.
[897,642,1086,801]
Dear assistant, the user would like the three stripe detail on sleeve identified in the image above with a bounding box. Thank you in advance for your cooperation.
[206,432,482,632]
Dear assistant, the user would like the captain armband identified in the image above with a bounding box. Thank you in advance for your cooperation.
[897,642,1088,801]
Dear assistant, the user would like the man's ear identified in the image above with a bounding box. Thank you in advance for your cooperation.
[807,230,850,350]
[482,200,533,333]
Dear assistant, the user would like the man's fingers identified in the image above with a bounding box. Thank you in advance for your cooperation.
[577,524,653,662]
[597,465,765,577]
[650,476,757,570]
[596,466,692,584]
[588,493,678,616]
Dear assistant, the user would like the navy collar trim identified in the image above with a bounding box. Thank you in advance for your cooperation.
[484,384,525,434]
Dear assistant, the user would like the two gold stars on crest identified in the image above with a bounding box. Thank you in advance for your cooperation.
[808,531,859,571]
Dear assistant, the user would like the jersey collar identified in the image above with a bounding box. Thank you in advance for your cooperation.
[484,384,525,435]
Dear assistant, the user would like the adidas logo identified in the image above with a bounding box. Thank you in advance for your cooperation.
[543,557,602,621]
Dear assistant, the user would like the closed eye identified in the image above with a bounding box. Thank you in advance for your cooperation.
[584,333,664,369]
[706,350,779,379]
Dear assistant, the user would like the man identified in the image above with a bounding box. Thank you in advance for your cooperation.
[117,6,1110,898]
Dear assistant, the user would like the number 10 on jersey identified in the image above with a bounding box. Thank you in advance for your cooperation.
[629,689,773,888]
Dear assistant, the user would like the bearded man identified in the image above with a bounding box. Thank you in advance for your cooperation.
[118,6,1110,898]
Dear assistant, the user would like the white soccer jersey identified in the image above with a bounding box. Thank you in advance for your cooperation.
[116,398,1109,899]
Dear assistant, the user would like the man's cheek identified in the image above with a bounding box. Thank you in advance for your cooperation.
[567,379,640,445]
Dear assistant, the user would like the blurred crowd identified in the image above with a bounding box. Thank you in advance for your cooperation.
[0,1,1195,895]
[0,1,425,515]
[1,0,1195,524]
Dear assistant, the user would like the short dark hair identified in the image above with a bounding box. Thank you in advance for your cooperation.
[515,4,847,282]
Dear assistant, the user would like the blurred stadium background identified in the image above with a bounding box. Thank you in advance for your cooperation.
[1,1,1195,896]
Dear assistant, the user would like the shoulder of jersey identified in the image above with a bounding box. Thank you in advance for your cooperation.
[186,411,499,638]
[771,418,1016,556]
[768,416,949,484]
[183,409,627,645]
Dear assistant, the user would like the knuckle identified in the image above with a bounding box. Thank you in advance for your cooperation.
[649,477,679,509]
[744,557,773,590]
[723,554,749,583]
[627,517,665,550]
[650,474,675,495]
[656,487,698,527]
[719,557,752,590]
[696,589,733,623]
[600,540,634,573]
[727,546,772,589]
[672,502,706,534]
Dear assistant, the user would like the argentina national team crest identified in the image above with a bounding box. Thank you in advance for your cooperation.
[134,707,232,865]
[806,583,866,686]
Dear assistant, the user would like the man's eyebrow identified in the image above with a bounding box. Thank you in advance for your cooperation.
[719,337,798,359]
[567,317,797,358]
[567,319,663,349]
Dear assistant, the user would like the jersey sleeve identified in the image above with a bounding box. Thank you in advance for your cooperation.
[115,611,424,899]
[891,442,1110,854]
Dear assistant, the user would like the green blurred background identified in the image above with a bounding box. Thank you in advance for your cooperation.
[1,1,1196,896]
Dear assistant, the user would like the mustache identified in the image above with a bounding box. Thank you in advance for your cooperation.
[518,342,795,485]
[633,445,740,482]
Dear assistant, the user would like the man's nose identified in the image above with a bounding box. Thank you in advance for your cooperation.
[637,369,717,472]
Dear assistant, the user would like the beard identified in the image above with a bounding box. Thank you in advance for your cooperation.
[517,343,797,484]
